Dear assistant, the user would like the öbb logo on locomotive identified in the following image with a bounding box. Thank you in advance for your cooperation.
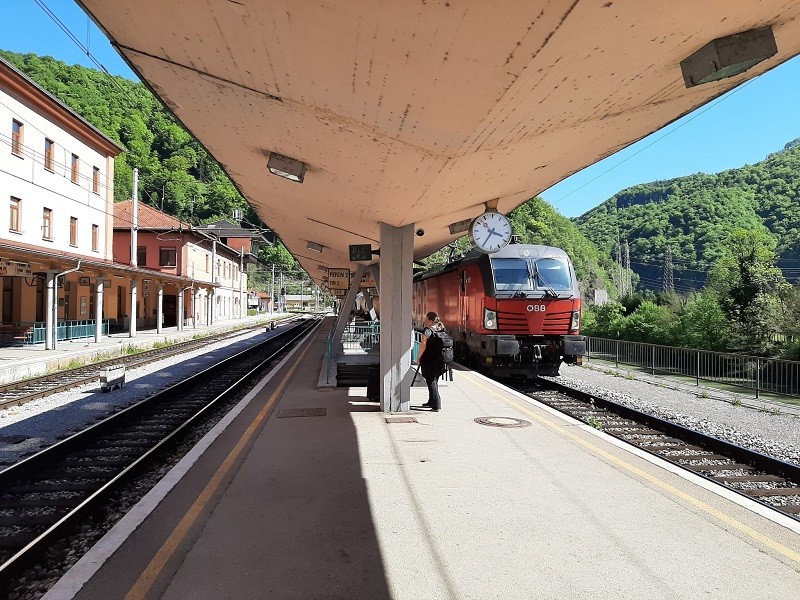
[526,304,546,312]
[412,241,586,378]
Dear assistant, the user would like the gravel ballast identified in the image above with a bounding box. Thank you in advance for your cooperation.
[552,363,800,467]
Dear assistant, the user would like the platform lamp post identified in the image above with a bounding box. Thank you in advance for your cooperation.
[52,260,81,351]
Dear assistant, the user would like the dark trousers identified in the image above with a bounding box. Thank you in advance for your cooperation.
[425,375,441,409]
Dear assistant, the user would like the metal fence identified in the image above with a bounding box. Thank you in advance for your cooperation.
[325,322,423,384]
[341,322,381,352]
[28,320,110,345]
[587,337,800,399]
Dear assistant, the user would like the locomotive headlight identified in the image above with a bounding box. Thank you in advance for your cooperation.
[570,310,580,331]
[484,309,497,330]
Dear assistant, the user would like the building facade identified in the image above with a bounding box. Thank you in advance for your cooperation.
[113,201,254,326]
[0,56,196,346]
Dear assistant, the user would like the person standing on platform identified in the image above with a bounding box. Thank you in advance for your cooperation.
[416,311,444,411]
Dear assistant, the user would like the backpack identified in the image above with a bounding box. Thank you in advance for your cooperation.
[427,328,454,366]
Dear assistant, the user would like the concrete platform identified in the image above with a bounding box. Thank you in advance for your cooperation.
[44,320,800,600]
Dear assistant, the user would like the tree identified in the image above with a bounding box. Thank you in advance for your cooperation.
[706,229,789,353]
[673,291,732,351]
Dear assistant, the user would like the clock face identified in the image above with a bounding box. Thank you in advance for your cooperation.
[468,212,512,253]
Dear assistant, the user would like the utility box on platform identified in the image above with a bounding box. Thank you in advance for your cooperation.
[100,365,126,392]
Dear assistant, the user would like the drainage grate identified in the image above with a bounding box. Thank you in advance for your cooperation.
[474,417,531,428]
[385,416,417,424]
[0,435,30,444]
[277,408,327,418]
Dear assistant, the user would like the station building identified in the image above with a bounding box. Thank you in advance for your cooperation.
[113,202,258,326]
[0,56,259,346]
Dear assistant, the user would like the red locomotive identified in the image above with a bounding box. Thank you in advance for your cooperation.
[412,242,586,377]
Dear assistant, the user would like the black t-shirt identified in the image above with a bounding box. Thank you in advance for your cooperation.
[420,326,443,379]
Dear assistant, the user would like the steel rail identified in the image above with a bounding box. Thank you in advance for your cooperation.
[0,317,319,592]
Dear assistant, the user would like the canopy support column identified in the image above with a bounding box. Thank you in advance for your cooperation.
[379,223,413,413]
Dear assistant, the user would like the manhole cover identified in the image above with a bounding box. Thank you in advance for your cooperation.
[277,408,327,418]
[474,417,531,428]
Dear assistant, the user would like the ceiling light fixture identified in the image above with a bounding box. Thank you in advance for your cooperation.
[306,241,324,253]
[448,218,473,235]
[317,265,328,272]
[267,152,307,183]
[680,27,777,88]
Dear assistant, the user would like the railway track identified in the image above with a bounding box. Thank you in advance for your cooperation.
[515,378,800,521]
[0,317,319,594]
[0,318,293,411]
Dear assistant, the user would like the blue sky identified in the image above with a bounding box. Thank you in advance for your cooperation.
[3,0,799,218]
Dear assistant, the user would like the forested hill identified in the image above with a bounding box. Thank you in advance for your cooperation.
[0,50,252,226]
[574,138,800,291]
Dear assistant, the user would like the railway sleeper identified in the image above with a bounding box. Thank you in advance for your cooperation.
[683,463,754,472]
[0,514,62,526]
[711,475,785,483]
[746,487,800,497]
[56,458,134,467]
[0,533,39,549]
[6,481,103,493]
[0,496,83,508]
[665,453,732,462]
[18,470,114,480]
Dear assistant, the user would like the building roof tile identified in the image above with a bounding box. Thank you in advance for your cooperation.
[114,200,189,231]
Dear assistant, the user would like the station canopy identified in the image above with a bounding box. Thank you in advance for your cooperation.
[79,0,800,282]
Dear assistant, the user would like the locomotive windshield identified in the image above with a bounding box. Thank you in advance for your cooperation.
[491,257,572,294]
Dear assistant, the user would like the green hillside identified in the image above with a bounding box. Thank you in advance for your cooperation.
[0,50,251,226]
[575,138,800,291]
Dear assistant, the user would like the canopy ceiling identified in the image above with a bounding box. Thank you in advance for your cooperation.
[77,0,800,282]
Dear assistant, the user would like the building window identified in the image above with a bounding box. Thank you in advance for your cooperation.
[92,166,100,194]
[9,197,21,232]
[71,154,79,183]
[42,207,52,240]
[44,139,54,170]
[205,255,210,272]
[160,247,177,267]
[11,120,23,156]
[91,224,99,251]
[70,217,78,246]
[137,246,147,266]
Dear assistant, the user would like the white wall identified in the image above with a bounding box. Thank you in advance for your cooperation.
[0,89,112,259]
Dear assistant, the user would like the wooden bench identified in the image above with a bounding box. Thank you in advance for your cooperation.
[0,325,33,345]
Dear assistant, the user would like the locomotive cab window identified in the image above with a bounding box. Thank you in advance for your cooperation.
[533,258,571,291]
[491,258,532,291]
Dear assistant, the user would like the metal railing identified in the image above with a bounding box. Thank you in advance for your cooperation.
[28,320,110,345]
[341,322,381,352]
[587,337,800,399]
[324,322,423,384]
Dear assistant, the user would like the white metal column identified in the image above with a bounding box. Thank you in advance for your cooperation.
[129,278,138,337]
[379,223,414,413]
[177,287,185,332]
[94,277,104,343]
[156,283,164,334]
[45,270,56,350]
